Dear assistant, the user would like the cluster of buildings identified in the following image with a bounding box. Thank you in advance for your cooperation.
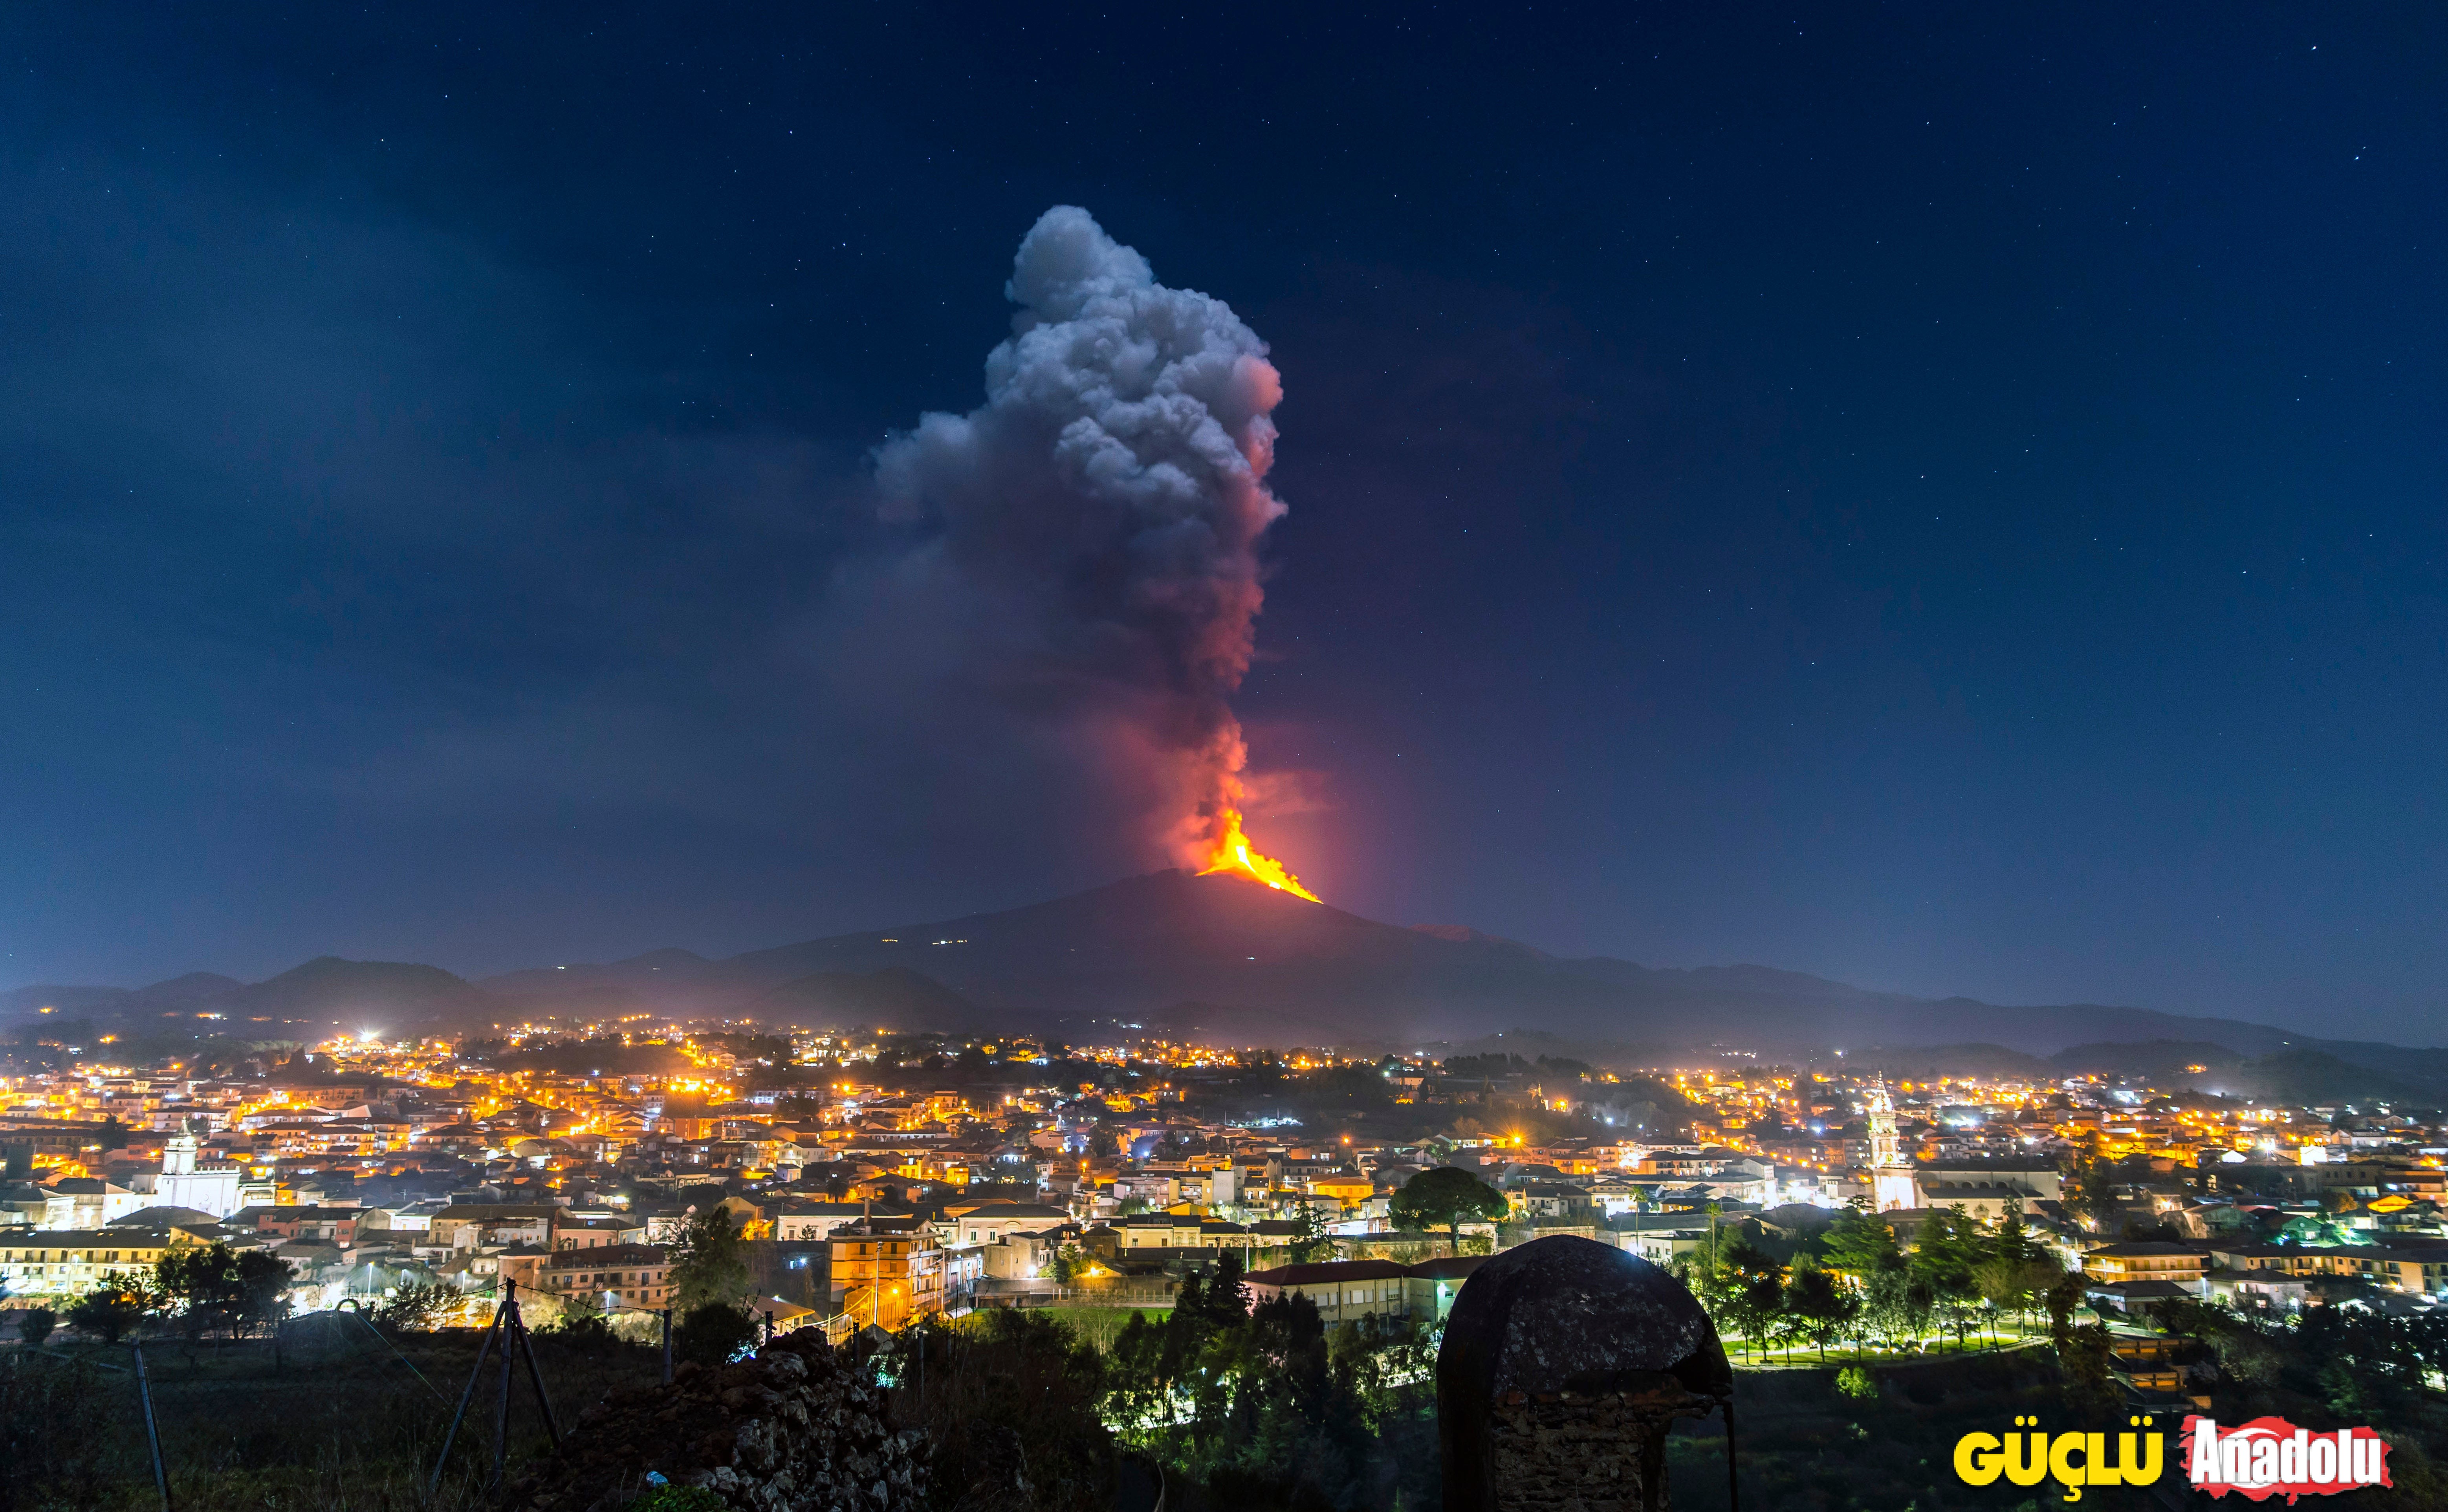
[2,1027,2445,1341]
[1623,1064,2448,1322]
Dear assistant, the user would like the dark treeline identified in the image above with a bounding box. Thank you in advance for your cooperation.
[883,1253,1436,1512]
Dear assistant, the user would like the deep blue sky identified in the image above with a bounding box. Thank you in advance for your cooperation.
[5,7,2445,1039]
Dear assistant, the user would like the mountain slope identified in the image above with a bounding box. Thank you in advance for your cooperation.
[750,967,982,1032]
[468,870,2411,1066]
[217,957,492,1029]
[13,873,2436,1087]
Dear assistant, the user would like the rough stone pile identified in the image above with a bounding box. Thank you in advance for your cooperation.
[503,1331,926,1512]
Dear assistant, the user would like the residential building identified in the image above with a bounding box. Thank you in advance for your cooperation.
[828,1222,946,1331]
[551,1212,648,1250]
[254,1206,362,1245]
[1245,1259,1413,1323]
[940,1201,1070,1247]
[429,1204,557,1250]
[533,1243,675,1311]
[1914,1161,2064,1205]
[0,1227,186,1297]
[1244,1257,1492,1324]
[2082,1242,2207,1286]
[773,1202,885,1243]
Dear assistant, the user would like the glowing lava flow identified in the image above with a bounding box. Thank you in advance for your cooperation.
[1197,807,1322,902]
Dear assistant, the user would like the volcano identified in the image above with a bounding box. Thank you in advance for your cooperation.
[20,871,2445,1091]
[471,871,2422,1070]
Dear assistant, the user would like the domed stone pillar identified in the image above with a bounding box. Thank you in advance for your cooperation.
[1438,1235,1733,1512]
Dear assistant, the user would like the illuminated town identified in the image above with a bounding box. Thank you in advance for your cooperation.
[11,7,2444,1498]
[7,1011,2444,1345]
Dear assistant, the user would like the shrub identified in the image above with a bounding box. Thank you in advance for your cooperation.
[378,1279,458,1331]
[672,1303,759,1366]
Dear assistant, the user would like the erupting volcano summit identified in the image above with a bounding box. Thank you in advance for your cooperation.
[873,206,1319,899]
[1195,805,1320,902]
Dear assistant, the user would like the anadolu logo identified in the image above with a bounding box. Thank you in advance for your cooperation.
[1953,1414,2165,1502]
[2182,1416,2392,1500]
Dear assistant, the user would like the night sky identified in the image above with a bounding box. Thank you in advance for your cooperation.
[7,8,2446,1040]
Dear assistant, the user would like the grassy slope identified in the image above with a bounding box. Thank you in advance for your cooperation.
[8,1317,662,1511]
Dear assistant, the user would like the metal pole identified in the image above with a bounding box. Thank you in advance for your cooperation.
[132,1342,171,1512]
[660,1308,673,1383]
[511,1297,561,1446]
[489,1283,517,1492]
[429,1301,503,1501]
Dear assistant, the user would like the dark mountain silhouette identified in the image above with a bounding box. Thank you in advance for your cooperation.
[127,972,244,1009]
[750,967,982,1032]
[1,971,244,1021]
[2050,1040,2249,1079]
[11,872,2444,1097]
[456,871,2445,1084]
[216,957,491,1029]
[0,983,136,1018]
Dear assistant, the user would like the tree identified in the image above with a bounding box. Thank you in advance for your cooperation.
[158,1242,244,1341]
[1205,1250,1251,1325]
[2060,1135,2110,1231]
[1860,1253,1934,1352]
[1288,1203,1333,1264]
[543,1292,621,1351]
[378,1280,456,1331]
[234,1250,292,1336]
[1782,1259,1854,1363]
[1098,1267,1422,1511]
[18,1308,55,1347]
[1909,1207,1988,1349]
[1387,1167,1507,1256]
[2044,1270,2088,1351]
[66,1272,154,1344]
[1820,1200,1901,1279]
[1991,1207,2036,1267]
[1708,1236,1785,1360]
[156,1242,287,1342]
[669,1206,751,1312]
[672,1302,757,1366]
[1907,1206,1979,1294]
[1973,1255,2044,1339]
[2058,1321,2120,1417]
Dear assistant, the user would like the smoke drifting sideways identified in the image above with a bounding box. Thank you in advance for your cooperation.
[852,206,1312,893]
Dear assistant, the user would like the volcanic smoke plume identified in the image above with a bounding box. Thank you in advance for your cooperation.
[870,207,1316,899]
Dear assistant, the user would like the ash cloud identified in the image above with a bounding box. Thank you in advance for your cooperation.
[853,206,1291,868]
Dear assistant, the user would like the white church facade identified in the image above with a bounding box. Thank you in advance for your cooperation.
[138,1128,244,1219]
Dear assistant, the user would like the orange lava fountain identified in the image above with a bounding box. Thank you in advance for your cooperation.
[1197,807,1322,902]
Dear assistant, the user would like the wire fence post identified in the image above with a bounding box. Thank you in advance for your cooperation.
[660,1309,673,1383]
[132,1340,171,1512]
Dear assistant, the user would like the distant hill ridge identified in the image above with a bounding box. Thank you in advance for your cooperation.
[9,871,2443,1096]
